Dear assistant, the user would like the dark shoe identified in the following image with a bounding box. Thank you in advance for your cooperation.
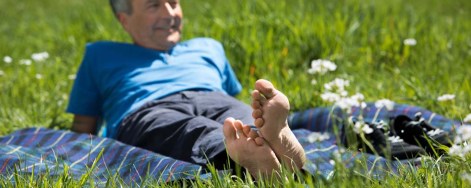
[359,122,388,156]
[386,127,427,160]
[341,119,425,160]
[392,113,451,156]
[412,112,453,147]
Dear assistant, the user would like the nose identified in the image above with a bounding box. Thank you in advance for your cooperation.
[162,2,176,17]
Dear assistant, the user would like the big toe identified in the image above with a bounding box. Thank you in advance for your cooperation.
[223,118,237,141]
[255,79,278,99]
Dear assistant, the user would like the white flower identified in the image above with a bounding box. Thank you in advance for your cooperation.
[348,94,367,109]
[31,52,49,62]
[321,92,341,103]
[329,160,335,165]
[311,79,317,85]
[68,74,77,80]
[334,97,366,112]
[375,99,395,111]
[0,70,4,76]
[308,59,337,75]
[404,38,417,46]
[353,121,373,134]
[3,56,12,63]
[328,92,367,113]
[454,125,471,144]
[307,132,331,143]
[350,93,365,102]
[449,144,471,158]
[324,78,350,92]
[464,114,471,123]
[448,145,461,156]
[335,98,353,111]
[339,90,348,97]
[437,94,455,102]
[19,59,32,66]
[353,100,367,109]
[35,74,43,79]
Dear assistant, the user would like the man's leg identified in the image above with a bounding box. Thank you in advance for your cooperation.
[117,93,230,168]
[185,91,254,125]
[250,79,306,171]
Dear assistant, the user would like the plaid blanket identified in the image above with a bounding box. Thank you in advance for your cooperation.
[290,103,461,177]
[0,128,204,184]
[0,103,461,183]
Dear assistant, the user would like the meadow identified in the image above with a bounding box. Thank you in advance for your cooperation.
[0,0,470,187]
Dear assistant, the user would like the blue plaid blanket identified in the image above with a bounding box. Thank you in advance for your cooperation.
[0,103,461,183]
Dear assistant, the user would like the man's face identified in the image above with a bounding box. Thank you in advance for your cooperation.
[119,0,183,51]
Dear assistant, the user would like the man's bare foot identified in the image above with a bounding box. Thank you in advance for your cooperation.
[251,79,306,170]
[223,117,281,179]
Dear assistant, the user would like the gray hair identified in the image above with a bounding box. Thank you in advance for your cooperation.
[109,0,133,16]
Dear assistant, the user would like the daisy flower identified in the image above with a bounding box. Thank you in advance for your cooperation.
[375,99,395,111]
[437,94,455,102]
[308,59,337,75]
[3,56,12,63]
[31,52,49,62]
[404,38,417,46]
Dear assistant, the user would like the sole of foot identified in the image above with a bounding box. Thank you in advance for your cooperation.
[251,79,306,171]
[223,117,281,180]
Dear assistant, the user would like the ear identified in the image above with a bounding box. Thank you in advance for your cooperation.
[117,13,131,33]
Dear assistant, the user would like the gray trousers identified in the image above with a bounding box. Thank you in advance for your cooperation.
[117,91,253,168]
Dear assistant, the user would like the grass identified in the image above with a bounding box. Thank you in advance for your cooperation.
[0,0,470,187]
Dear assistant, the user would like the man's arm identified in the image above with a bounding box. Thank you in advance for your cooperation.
[71,115,98,134]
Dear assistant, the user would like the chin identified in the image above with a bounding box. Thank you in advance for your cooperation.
[168,32,181,43]
[161,40,178,50]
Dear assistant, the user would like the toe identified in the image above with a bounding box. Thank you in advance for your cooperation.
[255,118,264,128]
[248,129,259,139]
[252,109,263,119]
[223,118,237,141]
[252,90,267,104]
[255,79,278,99]
[251,101,261,109]
[234,120,247,139]
[254,137,265,146]
[251,90,261,100]
[242,125,251,136]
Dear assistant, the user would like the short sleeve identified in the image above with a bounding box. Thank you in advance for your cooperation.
[218,46,242,96]
[66,45,102,117]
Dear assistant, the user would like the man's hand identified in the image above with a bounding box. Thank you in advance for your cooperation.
[71,115,98,134]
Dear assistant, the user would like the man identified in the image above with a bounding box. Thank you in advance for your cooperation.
[67,0,305,179]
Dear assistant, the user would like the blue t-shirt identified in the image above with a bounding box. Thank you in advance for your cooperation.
[67,38,242,138]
